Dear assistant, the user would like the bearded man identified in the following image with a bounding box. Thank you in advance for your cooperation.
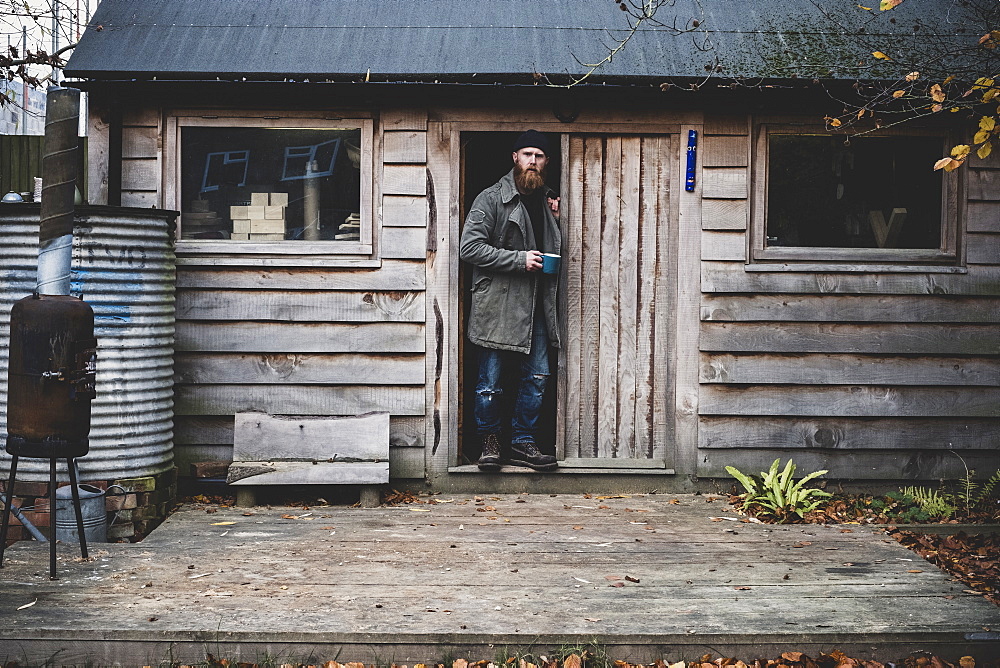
[459,130,562,471]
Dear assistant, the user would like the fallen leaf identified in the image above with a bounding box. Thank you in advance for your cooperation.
[573,577,591,584]
[609,581,625,588]
[16,599,36,611]
[605,575,623,581]
[564,654,583,668]
[583,617,601,622]
[625,575,640,583]
[792,542,812,548]
[211,521,236,526]
[872,51,892,60]
[188,573,213,579]
[409,508,431,512]
[907,569,924,573]
[572,526,584,530]
[960,657,975,668]
[782,653,804,663]
[734,586,751,590]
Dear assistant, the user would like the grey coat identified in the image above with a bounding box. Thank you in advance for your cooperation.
[459,170,562,353]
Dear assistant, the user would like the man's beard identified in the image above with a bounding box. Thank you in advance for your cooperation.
[514,163,546,193]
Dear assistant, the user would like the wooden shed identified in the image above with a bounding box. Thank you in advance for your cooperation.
[63,0,1000,492]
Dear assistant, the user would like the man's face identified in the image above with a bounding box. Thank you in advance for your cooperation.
[512,147,548,192]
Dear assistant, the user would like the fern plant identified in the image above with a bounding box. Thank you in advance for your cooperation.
[725,458,833,522]
[899,486,957,520]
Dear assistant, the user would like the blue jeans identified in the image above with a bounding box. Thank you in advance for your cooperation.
[474,317,550,444]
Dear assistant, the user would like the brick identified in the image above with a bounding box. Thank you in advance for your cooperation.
[20,510,49,528]
[135,519,162,535]
[113,509,134,523]
[107,523,135,539]
[161,467,178,486]
[190,461,230,478]
[11,481,49,497]
[105,493,137,512]
[79,480,108,491]
[32,497,49,513]
[114,476,156,492]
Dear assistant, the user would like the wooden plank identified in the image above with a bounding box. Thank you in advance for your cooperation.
[389,445,425,478]
[563,135,585,456]
[701,167,747,199]
[121,158,158,190]
[121,107,159,126]
[700,322,1000,355]
[703,115,748,136]
[701,294,1000,323]
[382,164,426,196]
[175,353,424,385]
[121,126,158,159]
[700,353,1000,386]
[176,290,424,322]
[701,230,745,261]
[381,110,428,131]
[701,136,748,167]
[651,134,673,462]
[381,225,427,259]
[633,137,658,458]
[597,136,622,458]
[701,199,747,230]
[174,414,426,449]
[967,168,1000,201]
[383,131,426,164]
[174,384,425,416]
[578,136,604,458]
[176,260,425,290]
[966,232,1000,265]
[966,201,1000,233]
[699,385,1000,417]
[233,412,389,461]
[702,261,1000,295]
[382,195,427,227]
[173,444,233,475]
[699,416,1000,449]
[674,123,703,474]
[227,461,389,486]
[699,447,999,480]
[177,321,424,354]
[616,137,641,459]
[120,191,158,208]
[87,100,111,206]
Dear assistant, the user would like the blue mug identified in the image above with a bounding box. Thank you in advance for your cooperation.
[541,253,561,274]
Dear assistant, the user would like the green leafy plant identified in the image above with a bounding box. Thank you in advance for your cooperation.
[899,486,957,520]
[725,458,833,522]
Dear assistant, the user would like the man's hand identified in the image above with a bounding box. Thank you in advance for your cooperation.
[526,250,543,272]
[548,196,560,219]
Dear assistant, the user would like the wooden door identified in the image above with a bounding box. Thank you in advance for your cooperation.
[558,134,674,467]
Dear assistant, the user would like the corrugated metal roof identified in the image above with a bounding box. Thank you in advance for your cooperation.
[64,0,969,83]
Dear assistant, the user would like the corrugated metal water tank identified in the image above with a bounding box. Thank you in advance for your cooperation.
[0,204,177,481]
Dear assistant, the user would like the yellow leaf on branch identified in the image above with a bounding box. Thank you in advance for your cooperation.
[930,84,946,102]
[933,157,963,172]
[952,144,972,159]
[974,129,991,144]
[892,90,905,98]
[873,51,892,61]
[980,116,996,131]
[905,71,920,82]
[978,142,993,160]
[931,104,943,112]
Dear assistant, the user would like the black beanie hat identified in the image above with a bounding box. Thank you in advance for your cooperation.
[512,129,550,155]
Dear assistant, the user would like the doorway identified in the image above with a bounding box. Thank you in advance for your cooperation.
[457,131,562,466]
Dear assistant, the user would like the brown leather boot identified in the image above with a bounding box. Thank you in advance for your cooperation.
[477,433,502,471]
[508,440,558,471]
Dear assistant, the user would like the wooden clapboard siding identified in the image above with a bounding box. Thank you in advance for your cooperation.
[175,414,425,448]
[694,114,1000,483]
[562,134,672,462]
[176,290,424,322]
[175,352,424,385]
[701,322,1000,355]
[700,416,1000,450]
[176,322,424,353]
[121,108,160,206]
[700,353,1000,386]
[168,115,432,479]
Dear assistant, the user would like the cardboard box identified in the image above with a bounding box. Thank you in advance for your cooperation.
[264,206,285,220]
[250,193,269,206]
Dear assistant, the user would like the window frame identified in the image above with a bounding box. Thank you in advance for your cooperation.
[165,110,375,259]
[749,122,962,268]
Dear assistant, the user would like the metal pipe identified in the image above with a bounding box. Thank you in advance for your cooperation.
[0,494,47,542]
[37,87,80,296]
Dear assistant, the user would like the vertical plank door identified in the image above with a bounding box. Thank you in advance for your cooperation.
[559,134,674,467]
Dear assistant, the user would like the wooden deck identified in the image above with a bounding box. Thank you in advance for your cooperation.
[0,493,997,665]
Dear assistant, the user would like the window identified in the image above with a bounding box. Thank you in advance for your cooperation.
[751,125,959,266]
[168,113,374,256]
